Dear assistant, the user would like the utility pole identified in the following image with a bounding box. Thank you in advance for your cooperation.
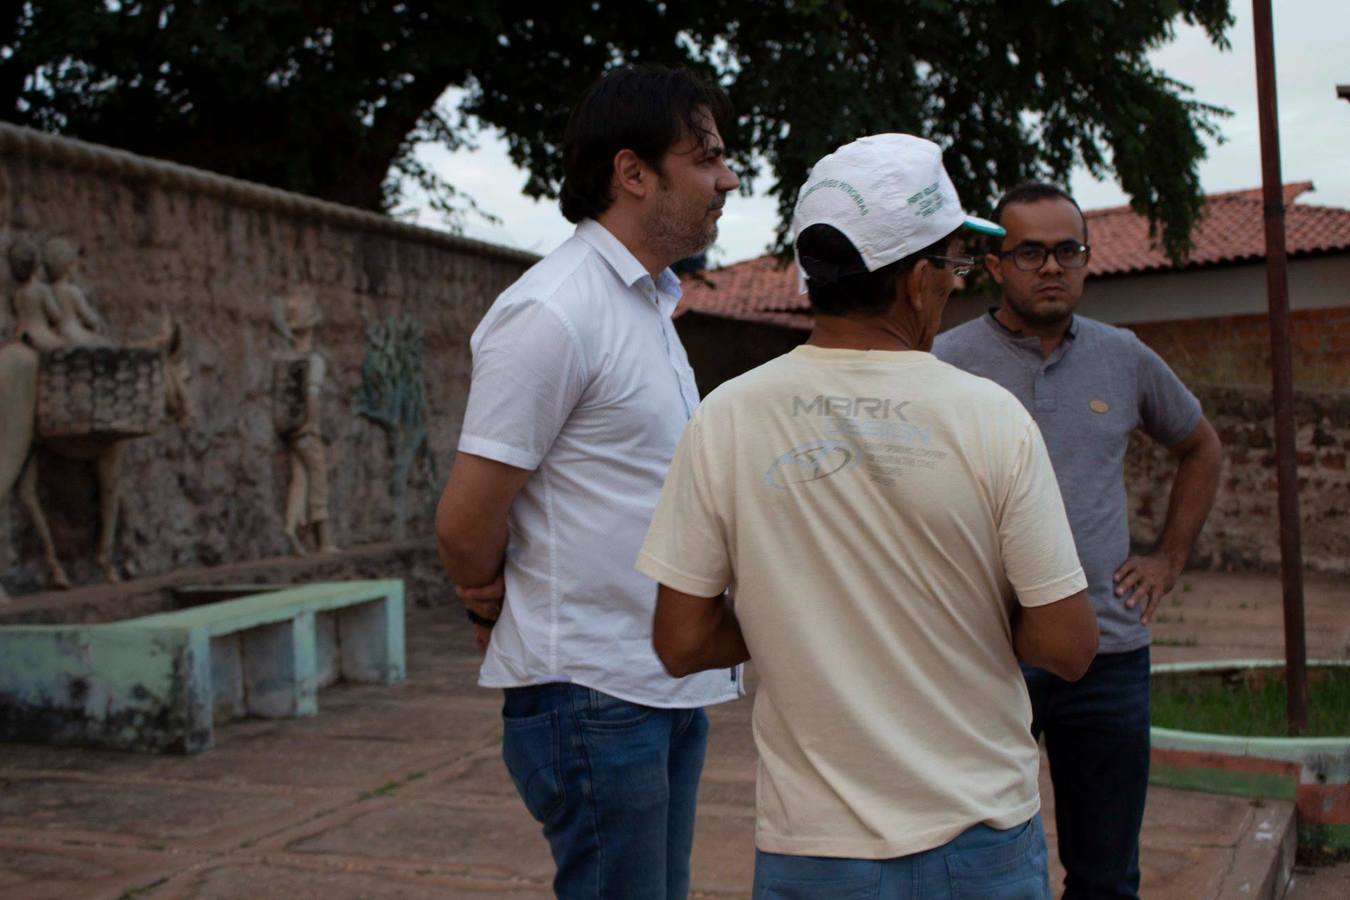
[1251,0,1308,735]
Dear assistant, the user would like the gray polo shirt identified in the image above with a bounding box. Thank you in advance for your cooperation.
[933,312,1202,653]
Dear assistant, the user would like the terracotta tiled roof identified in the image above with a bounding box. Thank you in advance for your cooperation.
[1085,182,1350,276]
[678,183,1350,326]
[676,255,812,329]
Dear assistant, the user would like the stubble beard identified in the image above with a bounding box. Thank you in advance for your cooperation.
[647,183,718,263]
[1005,288,1078,327]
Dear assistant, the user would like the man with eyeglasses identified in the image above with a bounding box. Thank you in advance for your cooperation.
[934,182,1222,900]
[640,137,1100,897]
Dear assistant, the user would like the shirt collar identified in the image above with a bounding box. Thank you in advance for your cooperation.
[575,219,683,304]
[985,308,1078,341]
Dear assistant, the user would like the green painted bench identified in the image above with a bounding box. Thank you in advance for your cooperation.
[0,580,405,753]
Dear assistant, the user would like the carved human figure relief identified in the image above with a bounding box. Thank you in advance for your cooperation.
[0,316,191,593]
[9,237,65,351]
[272,291,337,556]
[43,237,108,347]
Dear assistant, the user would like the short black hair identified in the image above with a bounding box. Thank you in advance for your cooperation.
[559,65,732,224]
[796,225,954,317]
[993,182,1089,242]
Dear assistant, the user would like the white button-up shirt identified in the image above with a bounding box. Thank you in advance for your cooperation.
[458,219,741,708]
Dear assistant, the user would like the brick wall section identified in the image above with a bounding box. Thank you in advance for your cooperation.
[1125,310,1348,575]
[0,125,534,595]
[1125,386,1349,576]
[1126,307,1350,392]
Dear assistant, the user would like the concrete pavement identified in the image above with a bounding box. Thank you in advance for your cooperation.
[0,567,1346,898]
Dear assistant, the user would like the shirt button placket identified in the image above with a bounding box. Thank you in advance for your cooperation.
[1034,366,1057,412]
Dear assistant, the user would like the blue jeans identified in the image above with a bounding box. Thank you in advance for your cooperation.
[1023,646,1151,900]
[753,816,1050,899]
[500,683,709,899]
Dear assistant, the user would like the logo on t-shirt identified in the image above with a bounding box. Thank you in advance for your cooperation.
[764,440,855,489]
[792,394,911,421]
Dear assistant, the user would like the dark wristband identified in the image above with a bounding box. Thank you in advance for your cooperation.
[466,610,498,628]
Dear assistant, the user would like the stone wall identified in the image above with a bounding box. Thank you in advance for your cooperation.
[1125,386,1349,576]
[1128,307,1350,393]
[1,125,535,596]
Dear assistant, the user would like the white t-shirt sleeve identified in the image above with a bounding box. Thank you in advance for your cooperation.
[457,298,587,470]
[636,414,732,598]
[998,419,1088,607]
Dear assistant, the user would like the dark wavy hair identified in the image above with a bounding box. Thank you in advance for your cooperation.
[559,65,732,224]
[796,225,954,317]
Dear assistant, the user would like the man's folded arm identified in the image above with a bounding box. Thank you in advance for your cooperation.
[435,452,533,619]
[1012,589,1098,681]
[652,584,749,678]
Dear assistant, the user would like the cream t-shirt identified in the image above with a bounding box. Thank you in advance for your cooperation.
[637,345,1087,859]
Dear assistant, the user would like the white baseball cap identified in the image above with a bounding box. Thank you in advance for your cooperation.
[792,134,1003,290]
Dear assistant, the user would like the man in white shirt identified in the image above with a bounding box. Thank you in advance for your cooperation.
[435,65,743,899]
[639,134,1100,898]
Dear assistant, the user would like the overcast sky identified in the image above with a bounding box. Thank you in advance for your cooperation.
[411,2,1350,265]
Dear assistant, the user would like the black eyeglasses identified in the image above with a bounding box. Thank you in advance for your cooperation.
[922,254,977,277]
[998,241,1090,271]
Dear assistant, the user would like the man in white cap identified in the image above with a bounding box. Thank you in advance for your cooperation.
[637,134,1100,897]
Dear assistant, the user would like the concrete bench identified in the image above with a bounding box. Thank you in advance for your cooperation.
[0,580,405,753]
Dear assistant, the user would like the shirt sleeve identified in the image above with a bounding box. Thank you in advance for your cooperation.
[457,298,588,470]
[998,419,1089,607]
[1134,335,1203,448]
[635,413,733,598]
[930,329,962,367]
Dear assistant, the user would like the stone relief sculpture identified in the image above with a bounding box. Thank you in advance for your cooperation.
[43,237,109,347]
[0,316,191,596]
[355,313,429,538]
[272,291,337,556]
[9,237,65,351]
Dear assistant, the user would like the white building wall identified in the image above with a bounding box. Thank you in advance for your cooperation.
[1081,255,1350,324]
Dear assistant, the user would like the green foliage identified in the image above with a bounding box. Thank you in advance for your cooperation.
[0,1,1234,259]
[0,0,494,219]
[1152,666,1350,737]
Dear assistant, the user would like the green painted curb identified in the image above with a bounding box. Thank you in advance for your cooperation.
[1149,659,1350,854]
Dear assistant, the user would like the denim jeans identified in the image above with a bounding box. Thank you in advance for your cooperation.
[752,815,1050,899]
[500,683,709,899]
[1023,646,1151,900]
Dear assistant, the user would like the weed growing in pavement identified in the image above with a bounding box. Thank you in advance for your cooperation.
[117,876,170,898]
[360,769,430,801]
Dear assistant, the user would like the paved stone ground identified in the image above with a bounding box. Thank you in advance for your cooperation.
[0,568,1346,898]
